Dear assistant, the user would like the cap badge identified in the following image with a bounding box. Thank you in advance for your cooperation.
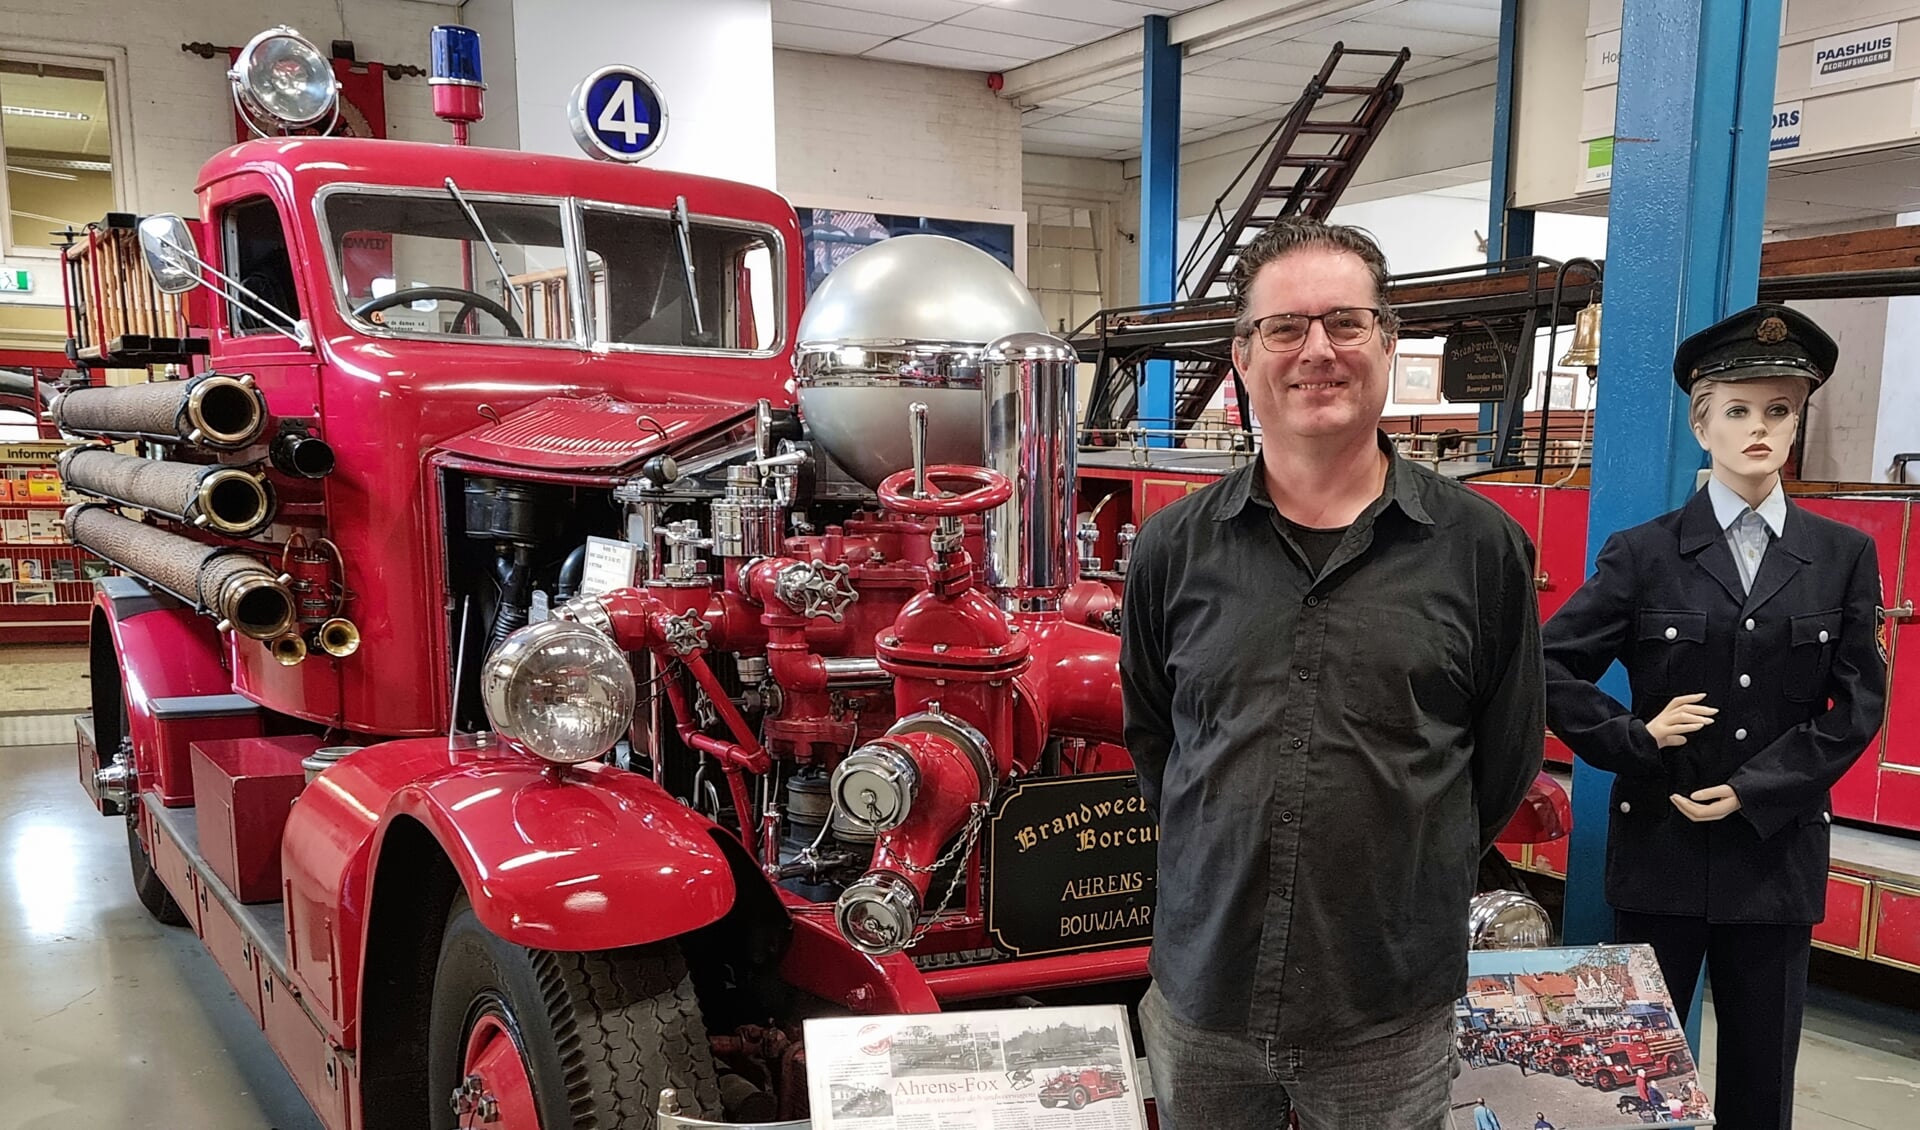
[1757,316,1788,344]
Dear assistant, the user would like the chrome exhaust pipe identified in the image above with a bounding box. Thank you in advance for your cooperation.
[58,447,276,538]
[50,372,268,450]
[982,332,1078,613]
[66,503,296,640]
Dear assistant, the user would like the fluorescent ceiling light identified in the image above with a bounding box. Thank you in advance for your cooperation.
[2,105,91,121]
[9,156,109,173]
[7,165,76,181]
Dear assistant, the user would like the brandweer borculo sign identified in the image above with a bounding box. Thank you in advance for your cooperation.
[1812,23,1897,86]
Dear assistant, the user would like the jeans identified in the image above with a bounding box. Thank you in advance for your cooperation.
[1139,980,1456,1130]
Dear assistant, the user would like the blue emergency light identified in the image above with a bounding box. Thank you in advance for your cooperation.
[430,25,484,87]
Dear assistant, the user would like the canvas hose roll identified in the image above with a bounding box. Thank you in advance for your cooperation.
[65,504,295,640]
[58,447,275,537]
[49,372,268,449]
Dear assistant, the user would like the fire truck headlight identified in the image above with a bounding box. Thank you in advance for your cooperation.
[835,872,920,955]
[230,27,340,131]
[1467,890,1553,951]
[481,620,635,765]
[830,738,921,832]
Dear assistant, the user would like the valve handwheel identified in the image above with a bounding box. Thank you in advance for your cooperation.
[878,464,1013,518]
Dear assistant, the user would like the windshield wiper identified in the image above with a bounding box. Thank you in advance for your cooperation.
[672,195,706,340]
[445,177,524,321]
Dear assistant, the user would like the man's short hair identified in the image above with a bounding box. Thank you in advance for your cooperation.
[1230,215,1400,338]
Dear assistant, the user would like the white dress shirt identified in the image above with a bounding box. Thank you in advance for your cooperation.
[1706,476,1787,594]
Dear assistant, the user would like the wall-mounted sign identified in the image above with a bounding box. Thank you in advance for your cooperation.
[1812,23,1897,87]
[568,65,669,162]
[1585,29,1621,85]
[1442,331,1523,403]
[984,772,1157,957]
[1771,101,1803,157]
[1581,136,1613,188]
[0,269,29,293]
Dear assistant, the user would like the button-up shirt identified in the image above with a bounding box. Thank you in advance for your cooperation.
[1706,476,1786,593]
[1120,437,1544,1044]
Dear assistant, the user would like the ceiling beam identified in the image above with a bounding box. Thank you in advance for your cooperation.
[998,0,1384,107]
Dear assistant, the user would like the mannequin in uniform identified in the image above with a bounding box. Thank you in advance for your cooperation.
[1542,304,1887,1130]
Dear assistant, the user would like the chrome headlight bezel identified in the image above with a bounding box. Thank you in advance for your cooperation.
[229,26,340,133]
[1467,890,1554,951]
[481,620,636,765]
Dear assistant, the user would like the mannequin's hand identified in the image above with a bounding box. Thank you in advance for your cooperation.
[1646,693,1717,748]
[1670,785,1742,822]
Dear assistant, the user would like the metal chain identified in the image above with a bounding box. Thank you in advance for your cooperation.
[903,801,989,950]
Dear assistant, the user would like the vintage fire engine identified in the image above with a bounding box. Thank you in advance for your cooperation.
[61,26,1568,1130]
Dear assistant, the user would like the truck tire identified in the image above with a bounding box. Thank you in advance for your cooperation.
[1069,1085,1090,1111]
[427,894,723,1129]
[127,802,188,926]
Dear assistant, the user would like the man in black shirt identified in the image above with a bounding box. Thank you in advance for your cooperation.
[1121,216,1543,1129]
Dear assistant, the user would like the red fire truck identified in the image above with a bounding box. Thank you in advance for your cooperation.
[61,26,1569,1130]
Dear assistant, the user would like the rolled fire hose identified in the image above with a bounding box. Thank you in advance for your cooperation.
[66,504,295,640]
[58,447,276,538]
[50,372,268,450]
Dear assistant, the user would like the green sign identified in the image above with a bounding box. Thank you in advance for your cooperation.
[0,269,30,293]
[1583,137,1614,188]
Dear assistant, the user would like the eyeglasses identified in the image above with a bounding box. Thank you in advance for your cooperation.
[1244,307,1386,352]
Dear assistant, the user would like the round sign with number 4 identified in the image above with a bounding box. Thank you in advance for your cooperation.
[567,65,669,162]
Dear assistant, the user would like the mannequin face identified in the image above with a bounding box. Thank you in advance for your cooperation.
[1690,375,1809,483]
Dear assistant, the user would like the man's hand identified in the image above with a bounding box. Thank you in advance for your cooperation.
[1646,693,1717,748]
[1670,784,1742,822]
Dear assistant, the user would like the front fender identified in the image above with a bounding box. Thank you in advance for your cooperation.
[90,579,235,804]
[282,738,737,1047]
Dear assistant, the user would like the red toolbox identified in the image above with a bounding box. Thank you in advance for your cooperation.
[190,735,323,903]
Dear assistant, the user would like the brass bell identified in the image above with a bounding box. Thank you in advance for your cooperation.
[1558,300,1602,368]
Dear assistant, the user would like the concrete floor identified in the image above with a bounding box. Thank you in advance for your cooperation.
[2,732,1918,1128]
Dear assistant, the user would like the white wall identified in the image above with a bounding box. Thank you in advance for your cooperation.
[462,0,519,152]
[1792,297,1889,480]
[508,0,774,186]
[774,49,1022,212]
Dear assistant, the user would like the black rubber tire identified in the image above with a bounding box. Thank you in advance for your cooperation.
[426,894,722,1129]
[1069,1086,1090,1111]
[127,801,188,926]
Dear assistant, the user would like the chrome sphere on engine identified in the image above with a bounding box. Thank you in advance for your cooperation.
[793,234,1047,489]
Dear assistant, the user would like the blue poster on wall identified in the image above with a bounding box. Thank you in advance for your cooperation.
[796,208,1016,297]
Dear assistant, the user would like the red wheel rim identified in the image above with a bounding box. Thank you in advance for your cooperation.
[460,1012,541,1128]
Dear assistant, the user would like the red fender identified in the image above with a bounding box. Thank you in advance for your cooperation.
[91,580,236,804]
[281,738,738,1047]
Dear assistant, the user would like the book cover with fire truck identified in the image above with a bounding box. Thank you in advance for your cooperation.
[1452,946,1715,1128]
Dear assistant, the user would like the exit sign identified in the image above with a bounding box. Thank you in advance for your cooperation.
[0,269,30,293]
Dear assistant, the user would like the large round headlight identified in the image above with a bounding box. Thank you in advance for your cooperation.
[1468,890,1553,951]
[230,27,340,133]
[481,620,636,765]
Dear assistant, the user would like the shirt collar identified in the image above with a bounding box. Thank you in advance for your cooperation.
[1705,475,1787,537]
[1212,431,1433,526]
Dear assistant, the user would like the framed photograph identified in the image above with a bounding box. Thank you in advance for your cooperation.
[15,557,42,583]
[15,582,54,605]
[1394,354,1443,405]
[0,558,12,583]
[791,194,1026,299]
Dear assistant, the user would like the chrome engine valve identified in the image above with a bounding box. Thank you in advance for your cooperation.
[660,520,712,586]
[711,465,785,559]
[1116,522,1138,577]
[773,560,857,622]
[835,872,921,956]
[830,737,922,832]
[1077,518,1102,578]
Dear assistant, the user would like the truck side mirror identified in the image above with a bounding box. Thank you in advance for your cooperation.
[137,215,203,294]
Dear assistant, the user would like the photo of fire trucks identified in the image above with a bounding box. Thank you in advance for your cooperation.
[1452,946,1715,1127]
[828,1081,893,1119]
[1036,1065,1130,1111]
[887,1021,1006,1077]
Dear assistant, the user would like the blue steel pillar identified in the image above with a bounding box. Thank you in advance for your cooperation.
[1564,0,1784,950]
[1139,14,1179,446]
[1480,0,1534,451]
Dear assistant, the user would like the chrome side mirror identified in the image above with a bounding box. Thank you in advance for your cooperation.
[137,215,202,295]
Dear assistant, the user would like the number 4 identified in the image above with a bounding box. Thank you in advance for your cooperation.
[597,79,650,145]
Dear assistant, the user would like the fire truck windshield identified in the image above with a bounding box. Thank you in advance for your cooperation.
[317,187,781,354]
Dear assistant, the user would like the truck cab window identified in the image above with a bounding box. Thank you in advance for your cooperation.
[581,206,778,352]
[225,196,300,336]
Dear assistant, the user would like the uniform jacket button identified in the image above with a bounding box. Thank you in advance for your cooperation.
[1745,618,1756,631]
[1823,812,1832,824]
[1739,674,1751,687]
[1735,728,1748,740]
[1619,801,1631,814]
[1664,627,1678,640]
[1820,629,1831,643]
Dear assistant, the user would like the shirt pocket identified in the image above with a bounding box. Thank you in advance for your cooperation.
[1634,609,1708,695]
[1785,609,1843,702]
[1344,603,1470,732]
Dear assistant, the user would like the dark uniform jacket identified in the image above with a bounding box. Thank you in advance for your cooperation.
[1543,487,1886,924]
